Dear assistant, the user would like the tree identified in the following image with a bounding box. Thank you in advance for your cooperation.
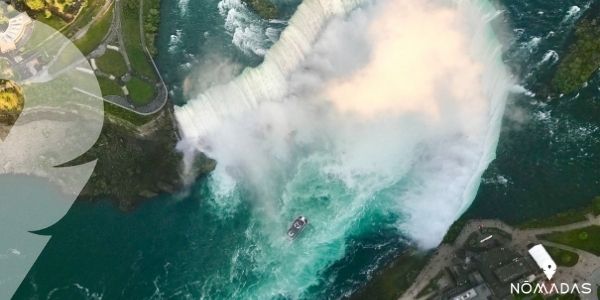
[24,0,47,11]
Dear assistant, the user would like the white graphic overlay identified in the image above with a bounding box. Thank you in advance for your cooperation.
[529,244,558,280]
[0,3,104,298]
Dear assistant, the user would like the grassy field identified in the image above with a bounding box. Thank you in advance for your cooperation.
[350,251,430,300]
[126,77,154,105]
[61,0,107,38]
[540,225,600,256]
[30,0,107,34]
[122,0,157,80]
[442,218,468,244]
[104,101,153,126]
[33,12,66,29]
[25,0,111,56]
[97,76,123,97]
[544,245,579,267]
[74,5,114,55]
[517,211,588,229]
[96,49,128,76]
[518,197,600,229]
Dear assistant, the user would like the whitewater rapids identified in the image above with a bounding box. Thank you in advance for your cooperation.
[175,0,511,297]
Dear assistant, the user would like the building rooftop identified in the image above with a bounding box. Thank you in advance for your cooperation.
[528,244,557,280]
[0,13,32,53]
[448,283,493,300]
[493,257,532,283]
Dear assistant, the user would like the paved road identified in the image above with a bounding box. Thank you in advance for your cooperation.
[587,268,600,300]
[83,0,168,116]
[400,216,600,300]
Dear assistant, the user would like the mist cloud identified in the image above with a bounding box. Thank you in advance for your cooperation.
[176,0,510,295]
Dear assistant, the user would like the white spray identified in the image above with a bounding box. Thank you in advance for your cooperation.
[175,0,511,297]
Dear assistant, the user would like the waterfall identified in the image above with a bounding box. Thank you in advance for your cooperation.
[175,0,363,143]
[174,0,512,297]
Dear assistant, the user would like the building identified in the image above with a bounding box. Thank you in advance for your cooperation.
[0,13,32,53]
[528,244,557,280]
[493,257,532,283]
[449,284,493,300]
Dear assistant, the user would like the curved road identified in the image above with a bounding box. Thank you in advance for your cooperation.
[401,215,600,300]
[82,0,168,116]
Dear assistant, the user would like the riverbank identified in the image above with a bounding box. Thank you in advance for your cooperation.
[23,0,217,210]
[401,216,600,300]
[242,0,278,19]
[550,1,600,95]
[77,0,215,209]
[74,105,215,210]
[350,196,600,299]
[353,2,600,298]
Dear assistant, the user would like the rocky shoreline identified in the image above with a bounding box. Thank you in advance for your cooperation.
[76,104,215,211]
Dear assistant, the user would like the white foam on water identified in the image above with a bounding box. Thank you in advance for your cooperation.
[511,85,536,97]
[521,36,541,53]
[176,0,511,297]
[562,5,581,23]
[168,29,183,54]
[178,0,190,15]
[218,0,279,57]
[539,50,559,65]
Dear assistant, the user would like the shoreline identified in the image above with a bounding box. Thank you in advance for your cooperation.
[77,104,215,211]
[64,0,216,210]
[352,197,600,299]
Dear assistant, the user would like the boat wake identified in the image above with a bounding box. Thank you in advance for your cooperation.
[175,0,511,297]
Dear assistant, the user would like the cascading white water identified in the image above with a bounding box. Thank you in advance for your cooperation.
[176,0,512,297]
[176,0,363,143]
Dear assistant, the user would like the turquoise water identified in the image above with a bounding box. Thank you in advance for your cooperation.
[12,0,600,299]
[465,0,600,222]
[171,0,510,298]
[156,0,298,104]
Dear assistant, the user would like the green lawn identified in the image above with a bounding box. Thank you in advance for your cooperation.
[350,251,430,300]
[96,49,128,77]
[74,5,114,55]
[61,0,108,38]
[540,225,600,256]
[31,0,107,35]
[544,245,579,267]
[97,76,123,97]
[122,0,157,80]
[518,197,600,229]
[442,218,468,244]
[34,13,67,30]
[126,77,154,106]
[518,211,588,229]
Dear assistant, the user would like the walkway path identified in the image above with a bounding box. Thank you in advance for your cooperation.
[84,0,168,116]
[400,215,600,299]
